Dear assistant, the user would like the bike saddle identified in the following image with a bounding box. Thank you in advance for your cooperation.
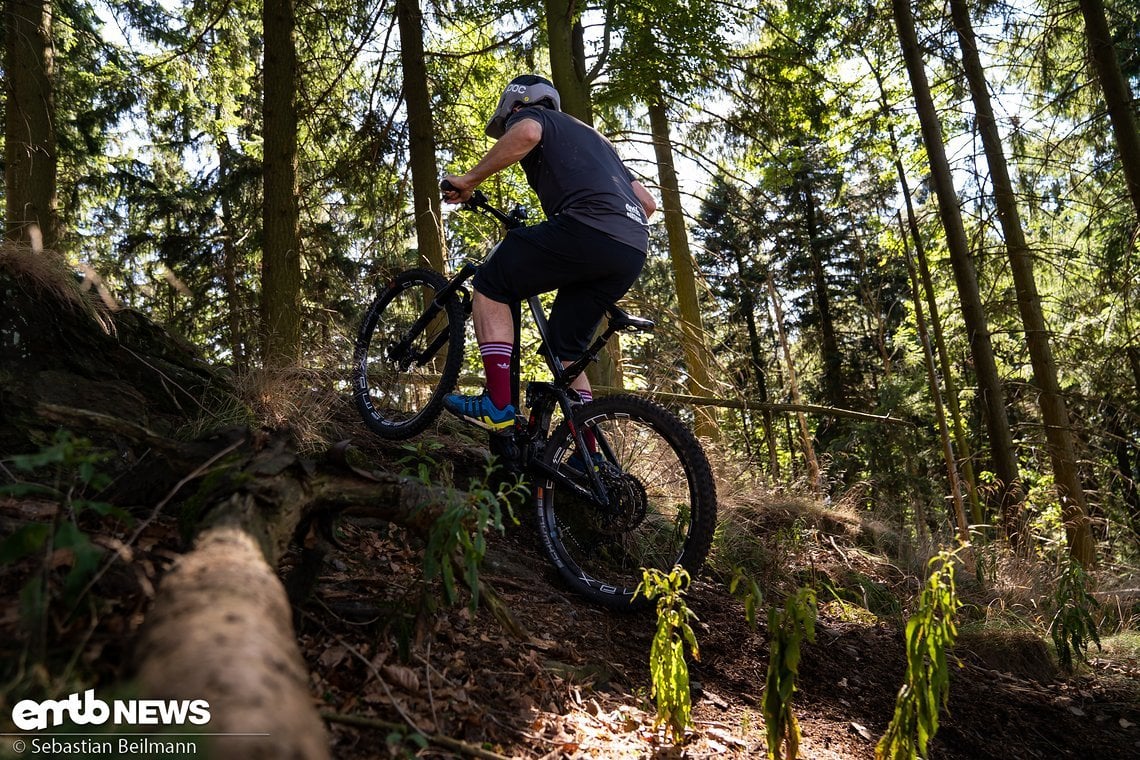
[607,305,655,332]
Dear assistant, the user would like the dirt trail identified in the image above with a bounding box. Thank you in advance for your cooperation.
[293,429,1140,759]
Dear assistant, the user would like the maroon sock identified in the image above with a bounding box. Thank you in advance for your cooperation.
[480,342,513,410]
[577,389,597,452]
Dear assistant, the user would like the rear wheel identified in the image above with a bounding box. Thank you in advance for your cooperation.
[352,268,465,439]
[537,395,717,610]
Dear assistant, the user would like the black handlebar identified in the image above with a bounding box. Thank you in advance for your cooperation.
[440,179,524,230]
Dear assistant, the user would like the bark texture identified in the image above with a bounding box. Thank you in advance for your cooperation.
[397,0,445,272]
[133,526,328,759]
[1078,0,1140,220]
[3,0,58,249]
[262,0,303,366]
[648,97,718,440]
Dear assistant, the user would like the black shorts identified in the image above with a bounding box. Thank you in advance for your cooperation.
[472,215,646,360]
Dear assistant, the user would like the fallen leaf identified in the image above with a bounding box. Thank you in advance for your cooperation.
[382,663,421,693]
[318,645,347,669]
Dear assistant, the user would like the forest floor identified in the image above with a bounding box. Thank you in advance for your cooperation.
[286,408,1140,760]
[2,401,1140,759]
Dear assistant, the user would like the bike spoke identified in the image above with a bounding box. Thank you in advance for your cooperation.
[548,414,693,591]
[353,269,465,439]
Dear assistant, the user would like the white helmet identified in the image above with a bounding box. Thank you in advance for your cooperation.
[485,75,561,139]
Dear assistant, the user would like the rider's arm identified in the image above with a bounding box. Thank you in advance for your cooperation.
[443,118,543,202]
[632,180,657,219]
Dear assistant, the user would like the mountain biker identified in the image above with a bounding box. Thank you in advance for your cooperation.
[440,74,657,434]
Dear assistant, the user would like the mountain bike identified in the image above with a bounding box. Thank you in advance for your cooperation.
[351,187,717,609]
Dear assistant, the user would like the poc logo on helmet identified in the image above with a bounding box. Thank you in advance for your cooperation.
[505,84,529,94]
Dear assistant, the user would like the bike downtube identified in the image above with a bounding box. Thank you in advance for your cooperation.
[532,458,605,505]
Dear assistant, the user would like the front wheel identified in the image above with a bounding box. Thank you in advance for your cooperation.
[352,268,465,439]
[537,395,717,610]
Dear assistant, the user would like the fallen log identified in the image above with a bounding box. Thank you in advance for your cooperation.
[3,253,522,754]
[123,428,522,759]
[133,523,328,758]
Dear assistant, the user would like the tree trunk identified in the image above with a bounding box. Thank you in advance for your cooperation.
[543,0,623,389]
[647,98,718,440]
[900,179,984,526]
[799,169,844,411]
[902,222,970,545]
[219,141,249,373]
[950,0,1095,566]
[543,0,592,124]
[737,250,779,477]
[4,0,59,250]
[261,0,303,368]
[134,524,329,759]
[1077,0,1140,221]
[892,0,1023,537]
[397,0,445,272]
[1129,346,1140,409]
[768,274,823,493]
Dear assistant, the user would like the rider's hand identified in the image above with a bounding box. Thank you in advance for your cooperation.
[441,175,475,204]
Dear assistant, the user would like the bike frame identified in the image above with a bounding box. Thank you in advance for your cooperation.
[428,192,652,506]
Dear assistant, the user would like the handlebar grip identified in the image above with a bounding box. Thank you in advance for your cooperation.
[440,180,493,214]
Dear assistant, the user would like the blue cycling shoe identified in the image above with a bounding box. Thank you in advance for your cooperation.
[443,392,516,433]
[565,450,607,475]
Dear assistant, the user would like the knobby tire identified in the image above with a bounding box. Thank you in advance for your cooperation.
[352,268,465,439]
[537,394,717,610]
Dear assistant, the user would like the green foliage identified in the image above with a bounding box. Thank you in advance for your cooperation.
[1048,558,1101,671]
[635,566,700,741]
[763,587,817,760]
[730,567,764,630]
[0,431,131,655]
[415,455,524,611]
[876,549,962,760]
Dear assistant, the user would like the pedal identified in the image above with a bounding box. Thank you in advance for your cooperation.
[488,434,523,473]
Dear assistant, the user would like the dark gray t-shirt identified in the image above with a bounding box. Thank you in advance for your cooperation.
[507,107,649,253]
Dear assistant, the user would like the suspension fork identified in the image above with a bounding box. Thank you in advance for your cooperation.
[389,263,476,362]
